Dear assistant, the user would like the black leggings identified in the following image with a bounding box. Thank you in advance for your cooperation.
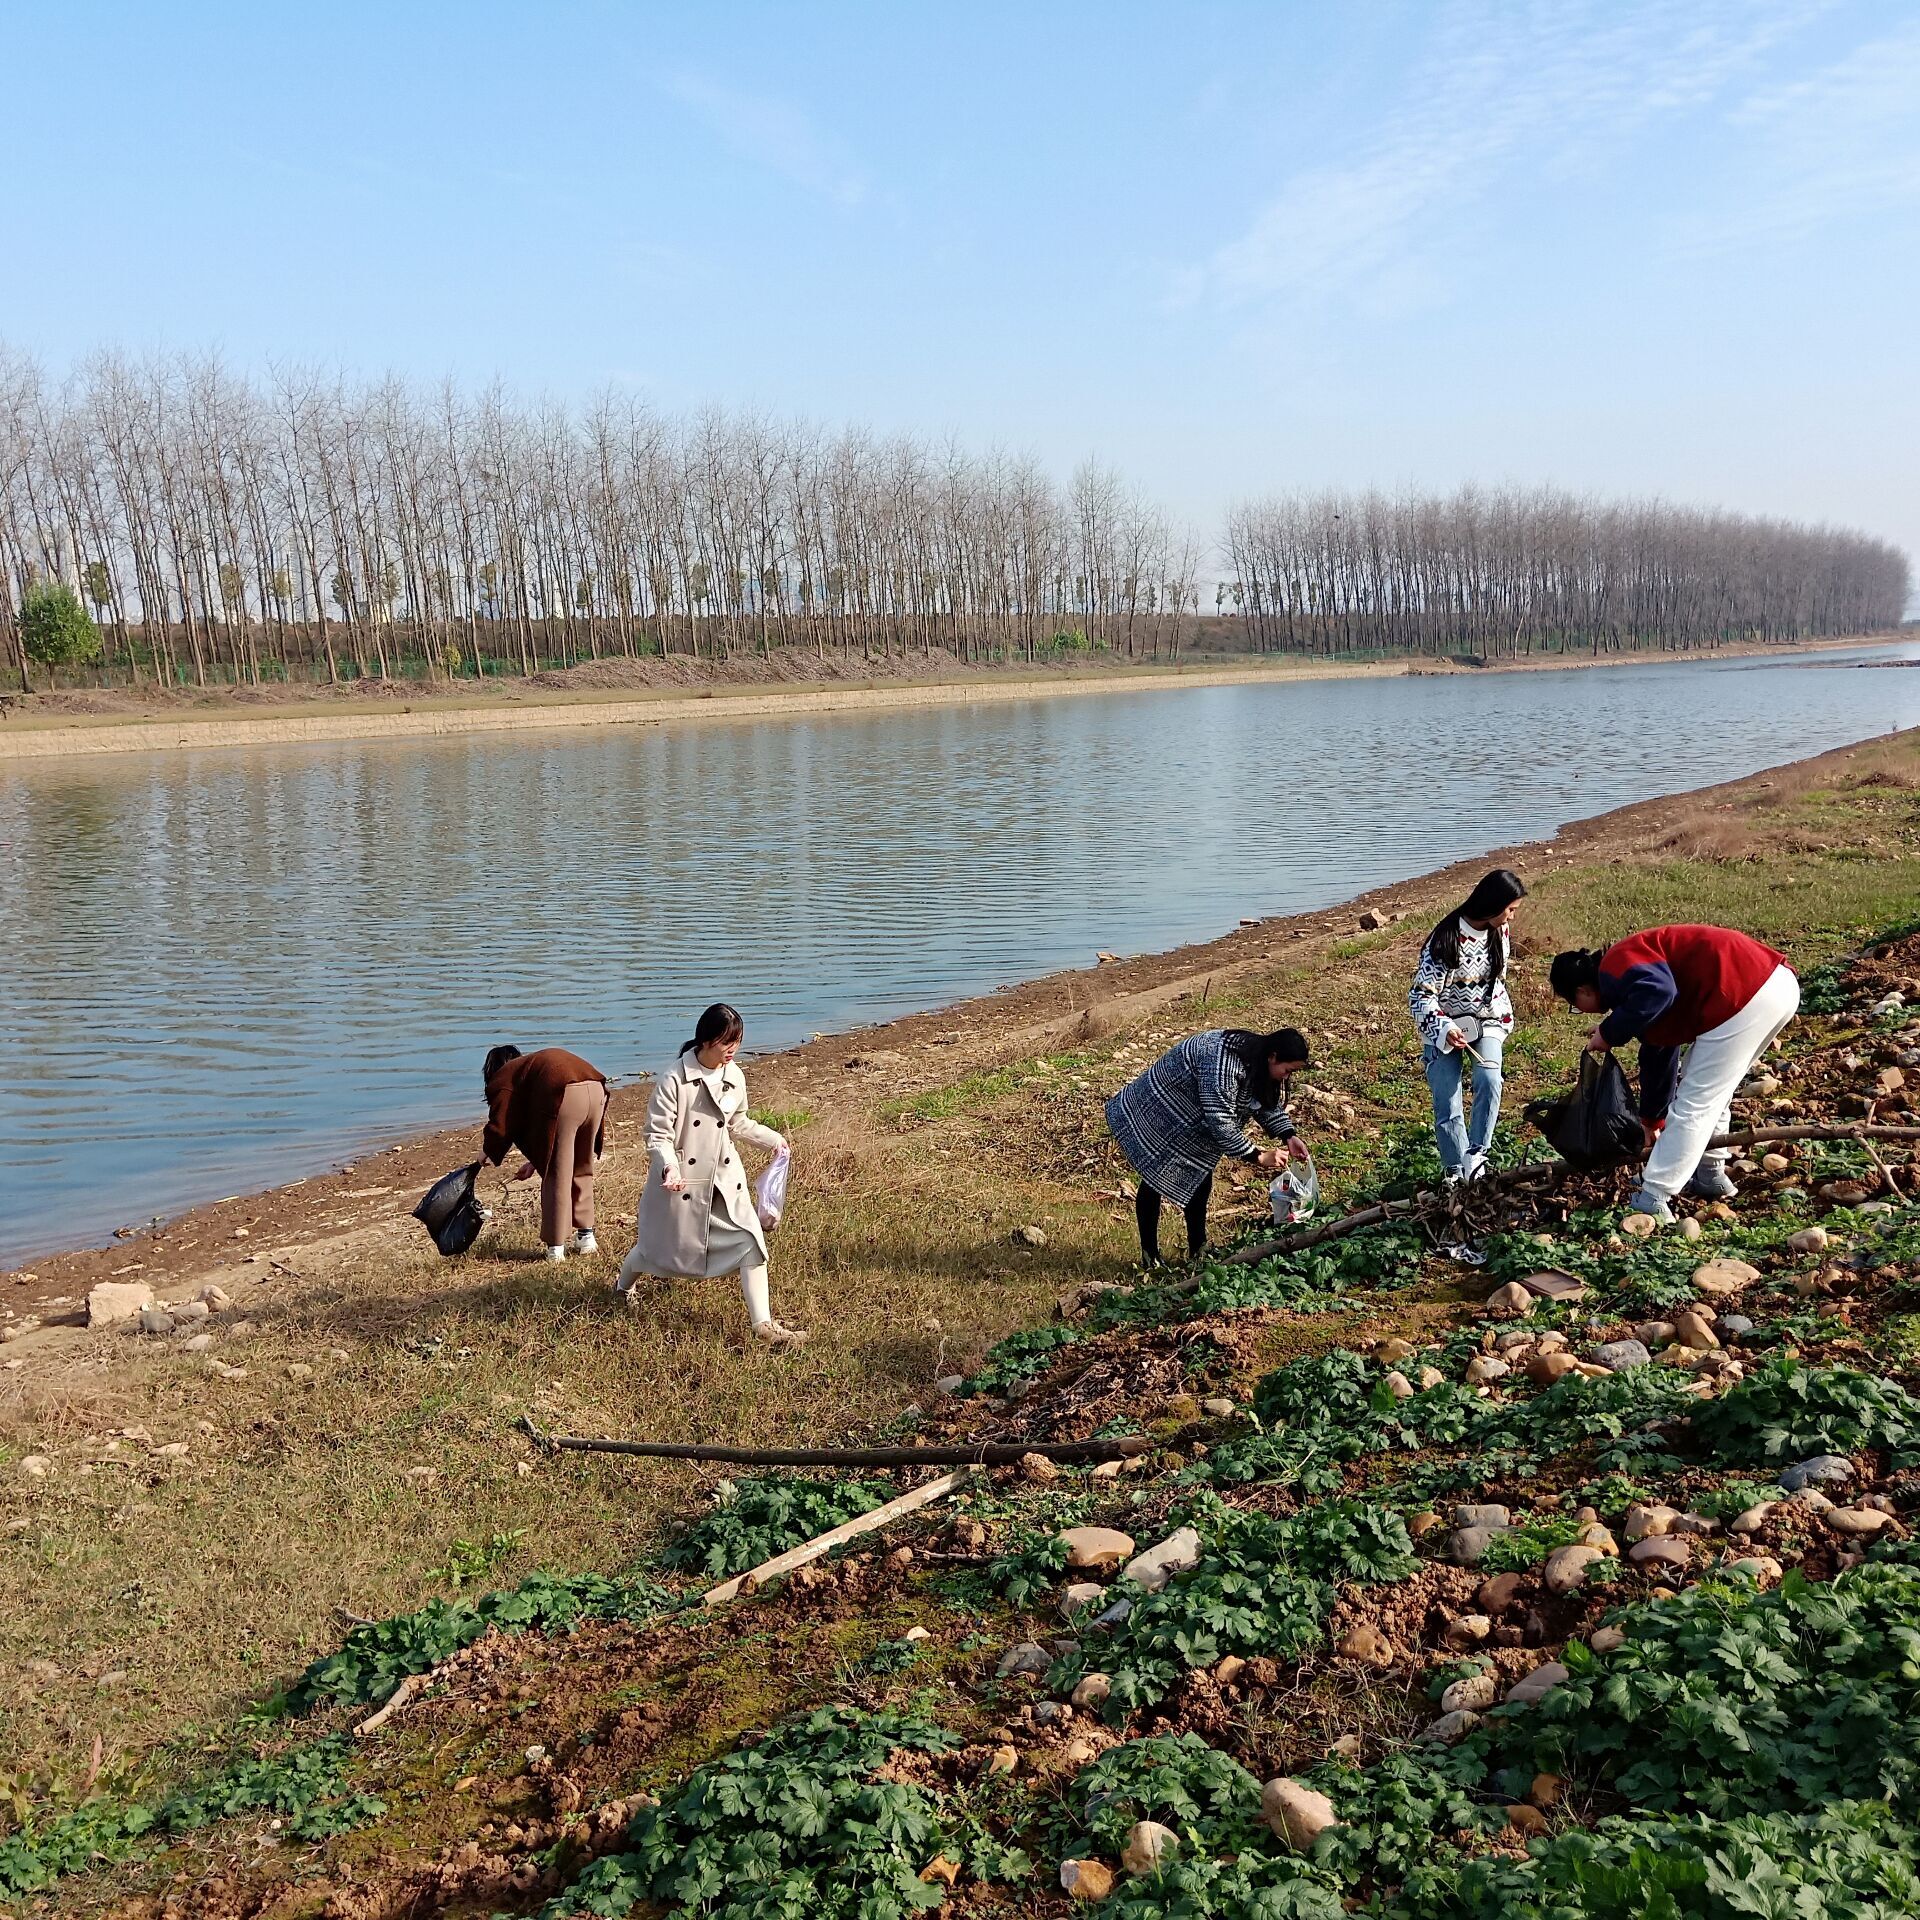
[1136,1172,1212,1263]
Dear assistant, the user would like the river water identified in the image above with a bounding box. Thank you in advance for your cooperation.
[3,642,1918,1263]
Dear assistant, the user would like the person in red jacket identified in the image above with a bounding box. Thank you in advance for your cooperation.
[1548,925,1799,1222]
[482,1045,610,1262]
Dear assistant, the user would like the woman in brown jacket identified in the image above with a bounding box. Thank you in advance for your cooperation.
[482,1045,609,1262]
[618,1004,805,1351]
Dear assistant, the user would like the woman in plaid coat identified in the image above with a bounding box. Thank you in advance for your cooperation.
[1105,1028,1311,1263]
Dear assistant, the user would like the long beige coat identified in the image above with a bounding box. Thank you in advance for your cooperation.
[626,1054,784,1278]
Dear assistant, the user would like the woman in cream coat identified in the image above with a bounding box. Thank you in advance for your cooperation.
[619,1003,806,1350]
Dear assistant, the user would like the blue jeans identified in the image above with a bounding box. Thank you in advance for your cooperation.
[1423,1029,1505,1176]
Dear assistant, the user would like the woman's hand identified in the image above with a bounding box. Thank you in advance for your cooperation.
[1586,1026,1612,1054]
[1255,1146,1288,1171]
[661,1167,685,1192]
[511,1159,538,1182]
[1287,1135,1311,1163]
[1641,1118,1661,1148]
[1445,1024,1468,1051]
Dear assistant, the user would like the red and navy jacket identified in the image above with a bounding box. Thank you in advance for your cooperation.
[1595,925,1790,1119]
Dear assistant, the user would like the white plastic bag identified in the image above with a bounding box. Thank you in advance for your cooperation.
[1268,1152,1319,1225]
[755,1143,792,1230]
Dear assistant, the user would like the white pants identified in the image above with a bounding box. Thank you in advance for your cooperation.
[1640,965,1800,1200]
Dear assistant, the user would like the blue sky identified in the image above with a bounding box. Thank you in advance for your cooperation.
[6,0,1918,578]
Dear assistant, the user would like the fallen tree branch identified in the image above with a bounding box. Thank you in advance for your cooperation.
[517,1416,1150,1469]
[703,1468,973,1606]
[354,1671,431,1738]
[1226,1124,1920,1268]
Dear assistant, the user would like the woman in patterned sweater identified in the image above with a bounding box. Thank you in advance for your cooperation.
[1408,869,1528,1183]
[1106,1027,1312,1264]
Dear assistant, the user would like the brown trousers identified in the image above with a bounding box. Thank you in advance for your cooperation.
[543,1079,606,1246]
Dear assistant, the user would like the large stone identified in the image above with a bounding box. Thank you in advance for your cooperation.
[1627,1536,1692,1570]
[1060,1527,1136,1573]
[1484,1281,1533,1320]
[1122,1821,1179,1875]
[1726,1555,1784,1584]
[1376,1336,1416,1363]
[1728,1502,1775,1535]
[1778,1456,1852,1492]
[1693,1258,1761,1298]
[1527,1350,1580,1385]
[1448,1527,1504,1567]
[87,1281,154,1329]
[1788,1227,1829,1255]
[1453,1504,1512,1531]
[1594,1339,1651,1372]
[1621,1212,1659,1238]
[1622,1503,1679,1543]
[1544,1545,1605,1595]
[1505,1661,1571,1707]
[1263,1778,1341,1849]
[1337,1623,1394,1669]
[1476,1572,1523,1614]
[1828,1506,1891,1537]
[1441,1670,1499,1713]
[1589,1626,1627,1654]
[1464,1354,1510,1385]
[1418,1709,1482,1744]
[1061,1583,1107,1618]
[1670,1309,1720,1351]
[1382,1370,1415,1400]
[1122,1528,1201,1593]
[1442,1613,1492,1649]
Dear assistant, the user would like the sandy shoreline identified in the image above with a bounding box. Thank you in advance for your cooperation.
[6,722,1914,1298]
[0,632,1900,762]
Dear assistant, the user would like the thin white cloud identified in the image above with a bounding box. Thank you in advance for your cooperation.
[1181,0,1827,308]
[667,74,868,208]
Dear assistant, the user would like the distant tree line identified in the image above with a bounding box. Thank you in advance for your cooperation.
[0,347,1907,691]
[1224,488,1908,658]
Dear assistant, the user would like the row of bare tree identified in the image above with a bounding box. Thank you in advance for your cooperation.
[0,347,1907,689]
[1224,488,1908,657]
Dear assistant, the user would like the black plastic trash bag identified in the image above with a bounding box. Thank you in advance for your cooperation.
[1525,1051,1644,1170]
[414,1160,485,1255]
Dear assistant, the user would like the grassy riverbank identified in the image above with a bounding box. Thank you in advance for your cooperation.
[4,729,1920,1914]
[0,631,1901,760]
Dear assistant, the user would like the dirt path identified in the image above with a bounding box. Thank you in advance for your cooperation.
[0,632,1898,761]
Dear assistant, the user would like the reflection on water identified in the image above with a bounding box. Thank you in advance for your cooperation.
[3,643,1917,1261]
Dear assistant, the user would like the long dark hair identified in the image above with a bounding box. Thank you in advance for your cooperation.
[682,1002,744,1059]
[482,1043,521,1086]
[1422,869,1527,979]
[1224,1027,1310,1105]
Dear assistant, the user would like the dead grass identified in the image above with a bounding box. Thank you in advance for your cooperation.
[4,729,1920,1808]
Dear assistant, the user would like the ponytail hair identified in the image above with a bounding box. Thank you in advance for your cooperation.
[682,1002,744,1059]
[1548,949,1604,1004]
[1422,868,1528,981]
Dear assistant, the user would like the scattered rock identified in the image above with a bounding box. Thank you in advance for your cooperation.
[198,1283,233,1310]
[1634,1321,1677,1349]
[1622,1503,1679,1543]
[1778,1455,1853,1492]
[1528,1773,1564,1808]
[1692,1259,1760,1299]
[1408,1511,1444,1539]
[920,1856,960,1888]
[1441,1670,1500,1713]
[1071,1673,1112,1710]
[87,1280,155,1328]
[1200,1397,1237,1419]
[1828,1506,1892,1537]
[1718,1314,1754,1341]
[1476,1572,1523,1614]
[1621,1212,1659,1238]
[1122,1528,1201,1593]
[1382,1370,1415,1400]
[1789,1486,1835,1513]
[1594,1339,1652,1371]
[1418,1709,1482,1744]
[1062,1582,1107,1618]
[1464,1354,1511,1385]
[1726,1555,1783,1584]
[1442,1613,1492,1649]
[1589,1626,1626,1655]
[997,1642,1052,1680]
[1060,1857,1113,1900]
[1788,1227,1829,1255]
[1544,1545,1605,1595]
[1484,1281,1533,1320]
[1728,1502,1775,1534]
[136,1305,176,1335]
[1020,1452,1060,1487]
[1014,1224,1049,1247]
[1670,1309,1719,1350]
[1627,1536,1692,1570]
[1505,1661,1570,1707]
[1761,1152,1793,1173]
[1676,1216,1703,1242]
[1376,1336,1416,1363]
[1527,1350,1580,1385]
[18,1454,51,1480]
[1337,1624,1395,1668]
[987,1746,1019,1776]
[285,1362,314,1382]
[1262,1778,1340,1849]
[1416,1364,1446,1390]
[1122,1821,1179,1875]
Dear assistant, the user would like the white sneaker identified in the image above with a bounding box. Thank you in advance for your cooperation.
[545,1244,567,1263]
[570,1230,598,1256]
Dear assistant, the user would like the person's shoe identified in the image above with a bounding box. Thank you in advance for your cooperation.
[752,1318,810,1352]
[1686,1164,1738,1202]
[570,1230,599,1256]
[1462,1153,1491,1183]
[545,1244,567,1263]
[1626,1188,1675,1224]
